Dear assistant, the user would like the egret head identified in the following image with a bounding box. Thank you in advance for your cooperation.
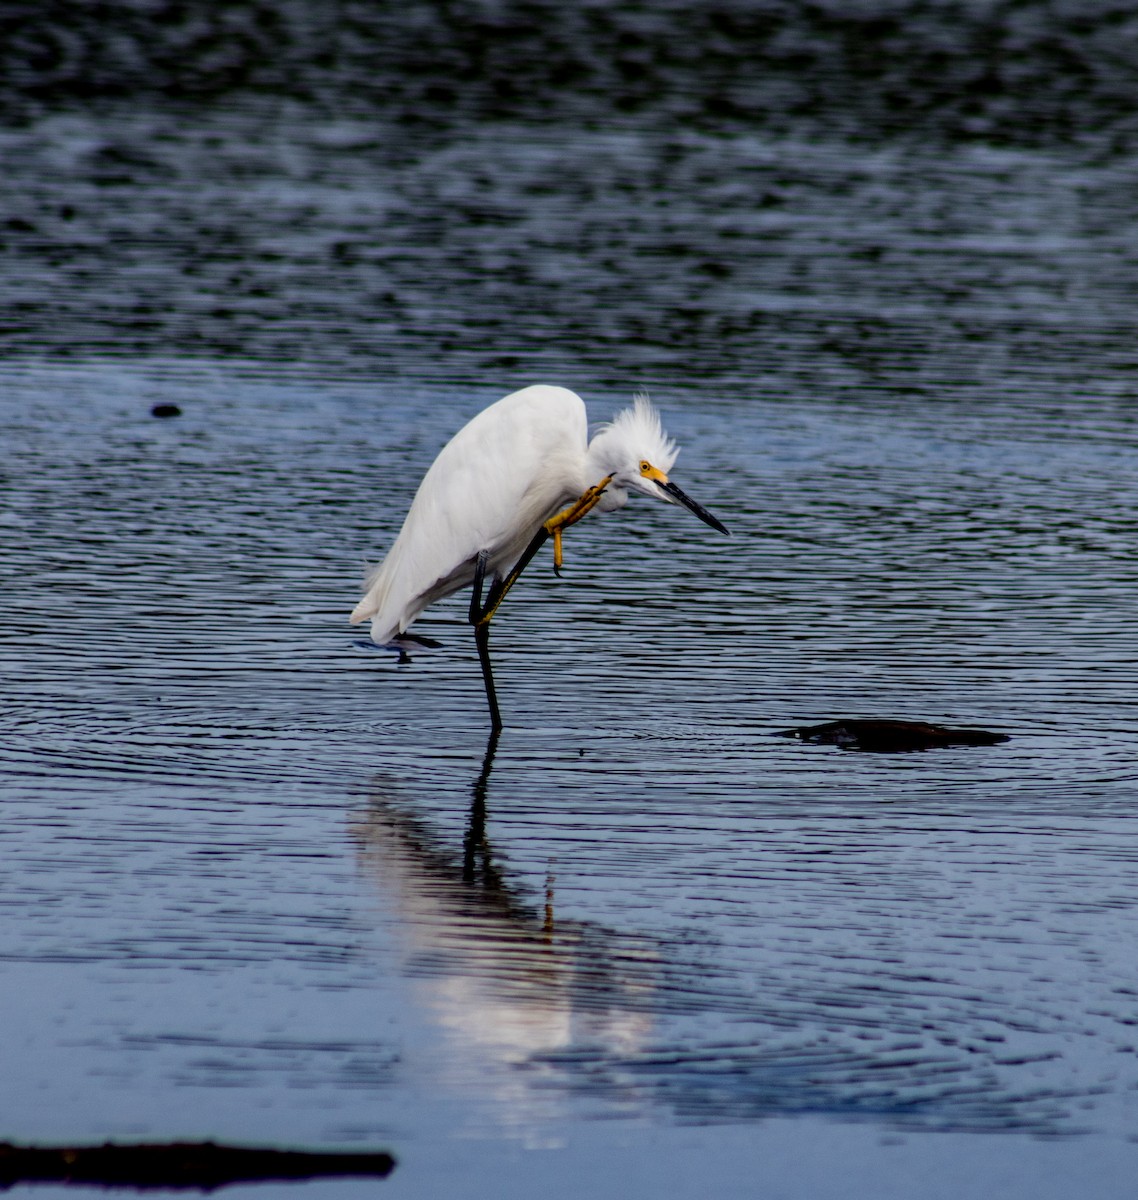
[589,395,728,534]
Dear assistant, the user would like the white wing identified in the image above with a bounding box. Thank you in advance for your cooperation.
[351,385,588,643]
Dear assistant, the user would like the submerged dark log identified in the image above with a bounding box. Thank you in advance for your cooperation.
[776,719,1010,753]
[0,1141,396,1191]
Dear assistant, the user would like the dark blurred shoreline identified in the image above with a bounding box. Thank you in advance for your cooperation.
[5,1,1138,147]
[2,2,1138,390]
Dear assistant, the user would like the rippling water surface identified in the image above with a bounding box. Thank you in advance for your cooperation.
[4,362,1138,1198]
[4,3,1138,1196]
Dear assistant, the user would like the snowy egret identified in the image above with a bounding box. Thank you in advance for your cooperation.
[350,384,728,729]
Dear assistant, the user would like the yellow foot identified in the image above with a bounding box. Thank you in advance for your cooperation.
[543,474,614,574]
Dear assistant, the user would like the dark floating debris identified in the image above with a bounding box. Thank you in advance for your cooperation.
[776,718,1011,753]
[150,402,181,418]
[0,1140,396,1191]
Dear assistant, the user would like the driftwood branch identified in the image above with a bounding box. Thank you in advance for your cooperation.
[0,1140,396,1191]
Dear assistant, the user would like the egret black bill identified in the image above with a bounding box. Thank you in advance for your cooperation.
[659,479,729,535]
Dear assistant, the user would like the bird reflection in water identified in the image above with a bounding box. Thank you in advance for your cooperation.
[351,730,656,1105]
[458,730,558,938]
[461,728,502,886]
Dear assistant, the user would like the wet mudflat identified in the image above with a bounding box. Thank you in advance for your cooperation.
[4,3,1138,1197]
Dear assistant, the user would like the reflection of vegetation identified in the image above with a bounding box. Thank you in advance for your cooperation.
[0,1141,395,1190]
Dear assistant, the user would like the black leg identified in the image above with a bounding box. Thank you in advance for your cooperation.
[469,550,503,730]
[475,526,550,625]
[469,550,489,624]
[474,621,503,732]
[467,526,554,730]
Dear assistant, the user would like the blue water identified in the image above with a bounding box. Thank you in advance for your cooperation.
[3,359,1138,1197]
[4,4,1138,1192]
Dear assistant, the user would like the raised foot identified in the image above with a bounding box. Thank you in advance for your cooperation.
[543,474,614,574]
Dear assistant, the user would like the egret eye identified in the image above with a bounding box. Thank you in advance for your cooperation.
[639,460,651,475]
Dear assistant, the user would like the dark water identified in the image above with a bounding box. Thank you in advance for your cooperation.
[5,1,1138,391]
[3,4,1138,1198]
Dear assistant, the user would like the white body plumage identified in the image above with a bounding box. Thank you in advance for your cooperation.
[350,384,724,648]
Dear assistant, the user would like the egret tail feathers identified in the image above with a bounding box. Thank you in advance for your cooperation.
[350,539,438,645]
[350,552,403,641]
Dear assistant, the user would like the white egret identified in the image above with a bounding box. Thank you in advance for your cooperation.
[350,384,728,729]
